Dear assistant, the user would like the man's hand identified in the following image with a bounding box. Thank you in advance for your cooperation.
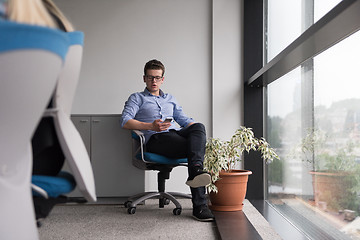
[152,119,171,132]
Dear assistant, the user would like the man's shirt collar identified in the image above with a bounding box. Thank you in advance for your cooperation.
[143,88,167,98]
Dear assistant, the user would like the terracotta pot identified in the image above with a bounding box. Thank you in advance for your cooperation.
[309,171,352,211]
[209,170,252,211]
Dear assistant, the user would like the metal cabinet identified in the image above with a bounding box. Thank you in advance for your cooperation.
[65,114,144,197]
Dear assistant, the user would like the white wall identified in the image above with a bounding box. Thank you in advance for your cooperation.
[213,0,243,140]
[55,0,243,194]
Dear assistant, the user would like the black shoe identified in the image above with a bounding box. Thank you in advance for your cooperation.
[186,167,211,188]
[193,205,214,222]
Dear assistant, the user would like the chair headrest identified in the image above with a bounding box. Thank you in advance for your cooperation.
[0,20,69,60]
[68,31,84,46]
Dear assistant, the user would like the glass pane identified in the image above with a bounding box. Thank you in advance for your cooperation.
[266,0,302,62]
[267,67,304,196]
[265,0,359,238]
[267,29,360,240]
[313,29,360,213]
[266,0,341,62]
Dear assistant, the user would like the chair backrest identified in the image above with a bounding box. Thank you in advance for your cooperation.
[53,31,84,116]
[0,21,68,153]
[32,30,96,202]
[0,20,69,240]
[28,29,96,202]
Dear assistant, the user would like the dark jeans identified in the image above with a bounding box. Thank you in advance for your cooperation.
[146,123,207,208]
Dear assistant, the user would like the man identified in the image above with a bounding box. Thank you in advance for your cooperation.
[120,59,214,221]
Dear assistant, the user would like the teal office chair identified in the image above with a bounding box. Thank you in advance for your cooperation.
[31,31,97,223]
[124,130,192,215]
[0,20,69,240]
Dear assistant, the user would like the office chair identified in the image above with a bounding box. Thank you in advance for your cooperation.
[32,31,97,222]
[0,20,69,240]
[124,130,192,215]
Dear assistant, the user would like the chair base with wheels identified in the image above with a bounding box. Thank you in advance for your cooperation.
[125,130,192,215]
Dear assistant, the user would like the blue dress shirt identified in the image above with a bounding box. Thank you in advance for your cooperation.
[120,88,194,143]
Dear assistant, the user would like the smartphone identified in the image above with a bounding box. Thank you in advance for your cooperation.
[164,117,173,123]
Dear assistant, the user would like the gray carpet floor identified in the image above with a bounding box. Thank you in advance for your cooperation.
[38,199,280,240]
[38,199,219,240]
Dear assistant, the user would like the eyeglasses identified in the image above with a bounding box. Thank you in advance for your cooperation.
[145,75,163,82]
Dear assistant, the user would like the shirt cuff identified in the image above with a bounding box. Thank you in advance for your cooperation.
[120,115,133,128]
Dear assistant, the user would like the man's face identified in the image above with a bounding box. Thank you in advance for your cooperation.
[143,69,164,95]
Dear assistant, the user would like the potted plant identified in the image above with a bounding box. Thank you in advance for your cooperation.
[204,126,279,211]
[301,129,360,213]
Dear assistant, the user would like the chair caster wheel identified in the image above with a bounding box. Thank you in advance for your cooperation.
[128,207,136,214]
[173,208,182,215]
[159,198,170,208]
[124,201,132,208]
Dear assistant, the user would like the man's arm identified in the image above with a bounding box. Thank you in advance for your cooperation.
[170,95,194,128]
[123,119,171,132]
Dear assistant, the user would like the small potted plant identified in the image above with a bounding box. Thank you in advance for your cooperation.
[204,126,279,211]
[301,129,360,213]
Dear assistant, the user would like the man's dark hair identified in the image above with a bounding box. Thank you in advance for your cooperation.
[144,59,165,76]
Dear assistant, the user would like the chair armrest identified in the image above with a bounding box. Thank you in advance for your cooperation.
[131,130,146,150]
[131,130,148,167]
[132,130,145,142]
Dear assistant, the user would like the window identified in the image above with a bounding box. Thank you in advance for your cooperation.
[266,0,341,62]
[265,0,360,239]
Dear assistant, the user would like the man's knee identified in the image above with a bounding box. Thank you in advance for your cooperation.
[190,123,206,134]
